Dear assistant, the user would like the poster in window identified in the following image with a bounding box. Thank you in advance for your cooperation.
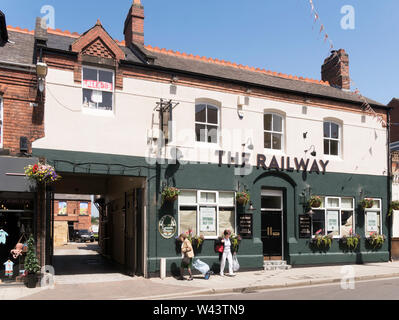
[83,80,113,92]
[80,202,89,216]
[200,207,216,232]
[367,212,378,232]
[327,211,339,232]
[58,202,67,215]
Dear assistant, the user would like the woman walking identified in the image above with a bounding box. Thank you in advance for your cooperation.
[178,233,194,281]
[219,229,236,277]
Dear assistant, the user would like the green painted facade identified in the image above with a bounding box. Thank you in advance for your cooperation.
[33,148,390,275]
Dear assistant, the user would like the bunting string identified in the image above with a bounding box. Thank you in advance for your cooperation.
[307,0,386,127]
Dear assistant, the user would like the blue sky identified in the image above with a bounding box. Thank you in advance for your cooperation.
[2,0,398,104]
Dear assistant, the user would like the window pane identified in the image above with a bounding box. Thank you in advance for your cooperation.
[83,68,97,81]
[330,140,339,156]
[98,91,113,110]
[99,70,113,84]
[272,133,282,150]
[200,192,216,204]
[261,196,281,209]
[371,199,381,209]
[80,202,89,216]
[58,202,67,215]
[179,191,197,204]
[207,105,218,124]
[341,198,353,209]
[195,104,206,122]
[273,114,282,132]
[366,211,380,236]
[264,132,271,149]
[219,207,235,235]
[207,125,218,143]
[195,124,206,142]
[324,139,330,155]
[83,88,97,108]
[312,210,325,236]
[180,206,197,235]
[199,206,217,237]
[219,192,235,206]
[324,122,330,138]
[327,198,339,208]
[264,114,272,131]
[341,210,354,237]
[331,123,339,139]
[326,210,339,236]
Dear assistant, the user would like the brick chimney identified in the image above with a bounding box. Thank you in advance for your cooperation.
[124,0,144,47]
[321,49,350,90]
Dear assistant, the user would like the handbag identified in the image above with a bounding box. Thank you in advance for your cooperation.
[215,244,224,253]
[232,255,240,272]
[182,255,191,266]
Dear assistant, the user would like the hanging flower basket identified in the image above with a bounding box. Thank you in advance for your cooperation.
[308,195,322,208]
[389,201,399,216]
[360,198,374,209]
[236,191,250,205]
[24,162,61,185]
[161,186,180,203]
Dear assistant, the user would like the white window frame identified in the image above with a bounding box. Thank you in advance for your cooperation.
[323,121,341,157]
[194,103,220,145]
[364,198,382,237]
[178,189,236,240]
[0,96,3,149]
[264,112,284,151]
[81,65,115,114]
[311,196,355,239]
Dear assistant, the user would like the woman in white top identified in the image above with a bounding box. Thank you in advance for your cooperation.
[220,229,235,277]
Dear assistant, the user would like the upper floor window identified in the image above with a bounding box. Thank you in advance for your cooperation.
[58,201,67,216]
[82,67,114,111]
[79,202,89,216]
[324,121,340,156]
[264,113,283,150]
[0,97,3,148]
[195,103,219,144]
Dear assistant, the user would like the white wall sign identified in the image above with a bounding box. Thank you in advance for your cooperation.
[367,211,378,232]
[200,207,216,232]
[327,210,339,231]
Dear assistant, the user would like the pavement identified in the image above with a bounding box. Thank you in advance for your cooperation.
[3,243,399,300]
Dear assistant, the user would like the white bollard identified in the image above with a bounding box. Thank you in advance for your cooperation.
[160,258,166,279]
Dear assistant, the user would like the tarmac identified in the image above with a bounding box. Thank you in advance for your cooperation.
[2,260,399,300]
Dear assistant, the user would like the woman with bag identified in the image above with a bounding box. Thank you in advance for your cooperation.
[178,233,194,281]
[219,229,236,277]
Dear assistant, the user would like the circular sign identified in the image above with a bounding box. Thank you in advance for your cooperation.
[158,215,177,239]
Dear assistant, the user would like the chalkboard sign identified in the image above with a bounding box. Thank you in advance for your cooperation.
[299,214,312,238]
[238,214,253,239]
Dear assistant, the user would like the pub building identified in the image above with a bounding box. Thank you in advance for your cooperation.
[1,1,390,277]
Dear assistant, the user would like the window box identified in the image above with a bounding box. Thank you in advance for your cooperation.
[310,233,333,250]
[339,233,361,251]
[366,232,386,249]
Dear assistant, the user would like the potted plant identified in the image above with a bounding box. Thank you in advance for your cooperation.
[24,235,40,288]
[388,201,399,216]
[360,198,374,209]
[236,191,250,205]
[340,232,361,251]
[308,195,322,208]
[161,186,180,204]
[311,231,333,250]
[366,232,386,249]
[24,162,61,185]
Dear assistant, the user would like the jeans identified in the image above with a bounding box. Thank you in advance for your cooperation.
[220,250,234,275]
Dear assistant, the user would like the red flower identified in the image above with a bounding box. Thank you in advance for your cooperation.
[32,164,38,173]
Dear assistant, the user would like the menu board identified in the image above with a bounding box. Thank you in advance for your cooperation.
[238,214,253,239]
[299,215,312,238]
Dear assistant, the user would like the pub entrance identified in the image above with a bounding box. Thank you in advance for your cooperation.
[261,190,284,260]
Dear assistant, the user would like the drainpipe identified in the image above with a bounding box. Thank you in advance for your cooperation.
[387,108,392,261]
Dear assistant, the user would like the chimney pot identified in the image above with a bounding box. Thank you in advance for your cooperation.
[124,0,144,47]
[321,49,350,90]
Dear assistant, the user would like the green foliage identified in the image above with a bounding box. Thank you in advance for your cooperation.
[236,191,250,205]
[311,234,333,249]
[230,233,242,253]
[367,232,386,248]
[340,234,360,250]
[24,235,40,274]
[388,201,399,216]
[161,187,180,203]
[308,195,322,208]
[360,198,374,209]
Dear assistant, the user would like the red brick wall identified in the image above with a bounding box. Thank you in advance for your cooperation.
[0,67,44,155]
[389,99,399,143]
[54,200,92,230]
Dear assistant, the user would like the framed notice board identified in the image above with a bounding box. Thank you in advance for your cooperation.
[299,214,312,239]
[238,213,253,239]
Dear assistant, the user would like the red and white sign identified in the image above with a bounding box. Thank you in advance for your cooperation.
[83,80,113,92]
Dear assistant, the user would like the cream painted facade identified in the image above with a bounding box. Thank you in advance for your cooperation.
[33,67,388,176]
